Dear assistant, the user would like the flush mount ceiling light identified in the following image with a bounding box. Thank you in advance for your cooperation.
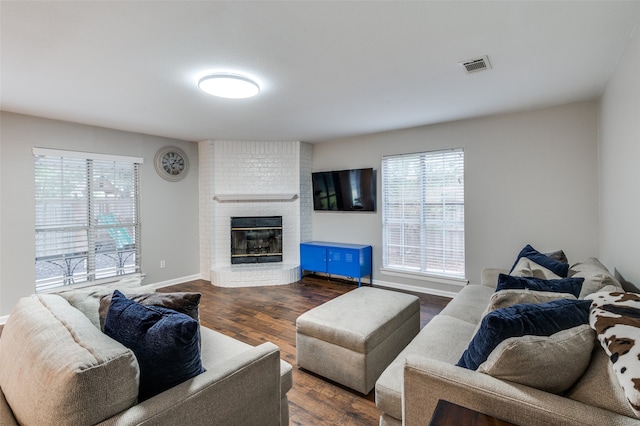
[198,74,260,99]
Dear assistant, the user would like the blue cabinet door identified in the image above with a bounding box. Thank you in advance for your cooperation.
[300,243,327,273]
[327,248,360,277]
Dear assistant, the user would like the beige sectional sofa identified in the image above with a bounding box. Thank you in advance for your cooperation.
[0,282,292,426]
[375,258,640,426]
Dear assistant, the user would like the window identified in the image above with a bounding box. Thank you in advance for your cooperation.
[34,148,143,291]
[382,148,465,279]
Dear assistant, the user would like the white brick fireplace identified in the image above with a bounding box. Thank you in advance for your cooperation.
[198,140,312,287]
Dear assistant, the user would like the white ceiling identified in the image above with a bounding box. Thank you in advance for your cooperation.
[2,1,640,143]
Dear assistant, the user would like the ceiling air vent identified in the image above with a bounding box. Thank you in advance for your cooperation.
[459,55,491,74]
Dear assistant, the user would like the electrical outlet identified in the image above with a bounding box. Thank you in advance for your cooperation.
[160,260,166,269]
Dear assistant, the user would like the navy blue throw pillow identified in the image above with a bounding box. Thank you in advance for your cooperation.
[456,299,591,371]
[496,274,584,298]
[510,244,569,277]
[104,290,204,401]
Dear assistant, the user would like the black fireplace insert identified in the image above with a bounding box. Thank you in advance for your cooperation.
[230,216,283,264]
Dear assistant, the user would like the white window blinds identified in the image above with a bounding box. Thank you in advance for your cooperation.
[381,148,465,278]
[34,148,142,291]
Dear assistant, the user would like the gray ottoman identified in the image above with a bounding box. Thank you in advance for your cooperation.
[296,287,420,394]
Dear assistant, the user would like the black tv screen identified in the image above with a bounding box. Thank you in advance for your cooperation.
[312,168,376,211]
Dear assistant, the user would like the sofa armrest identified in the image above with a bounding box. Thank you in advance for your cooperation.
[480,268,507,289]
[403,355,638,426]
[98,342,282,426]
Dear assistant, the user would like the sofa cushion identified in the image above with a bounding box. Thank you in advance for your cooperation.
[99,291,201,331]
[487,289,576,313]
[477,324,595,393]
[566,345,639,418]
[57,275,154,328]
[497,274,584,298]
[510,244,569,277]
[457,299,591,370]
[104,290,204,401]
[198,326,293,397]
[571,258,623,298]
[375,315,477,421]
[587,291,640,416]
[437,284,495,324]
[0,294,138,426]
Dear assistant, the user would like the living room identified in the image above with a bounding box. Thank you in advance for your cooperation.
[2,1,640,425]
[1,1,639,317]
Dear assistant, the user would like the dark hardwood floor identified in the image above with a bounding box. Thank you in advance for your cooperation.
[159,275,451,426]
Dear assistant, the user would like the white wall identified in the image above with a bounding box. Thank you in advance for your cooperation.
[0,112,200,316]
[599,23,640,288]
[312,101,600,294]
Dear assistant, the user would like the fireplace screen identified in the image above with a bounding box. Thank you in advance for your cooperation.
[231,216,283,264]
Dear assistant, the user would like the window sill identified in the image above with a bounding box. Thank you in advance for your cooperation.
[379,268,468,287]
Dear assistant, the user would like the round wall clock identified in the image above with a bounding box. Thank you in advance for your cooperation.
[154,146,189,182]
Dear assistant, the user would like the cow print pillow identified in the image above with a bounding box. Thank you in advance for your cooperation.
[587,291,640,416]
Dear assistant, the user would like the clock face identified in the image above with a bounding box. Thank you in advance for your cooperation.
[162,151,185,175]
[154,146,189,181]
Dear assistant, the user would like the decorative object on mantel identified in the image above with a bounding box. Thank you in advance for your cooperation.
[213,193,298,202]
[154,146,189,181]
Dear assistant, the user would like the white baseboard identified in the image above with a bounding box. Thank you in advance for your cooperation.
[146,274,203,289]
[0,315,8,326]
[373,278,458,299]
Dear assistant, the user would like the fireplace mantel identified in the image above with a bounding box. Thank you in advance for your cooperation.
[213,193,298,202]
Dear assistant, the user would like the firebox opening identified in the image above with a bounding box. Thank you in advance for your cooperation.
[231,216,283,264]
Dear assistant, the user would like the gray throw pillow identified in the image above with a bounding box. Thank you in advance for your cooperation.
[99,291,201,331]
[570,258,623,298]
[487,289,576,313]
[544,249,568,264]
[510,257,562,280]
[478,324,595,393]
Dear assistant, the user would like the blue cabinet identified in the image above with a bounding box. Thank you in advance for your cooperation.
[300,241,372,286]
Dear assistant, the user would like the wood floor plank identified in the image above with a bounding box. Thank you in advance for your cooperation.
[159,275,450,425]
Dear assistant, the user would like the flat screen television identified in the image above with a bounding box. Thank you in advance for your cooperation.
[312,168,376,212]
